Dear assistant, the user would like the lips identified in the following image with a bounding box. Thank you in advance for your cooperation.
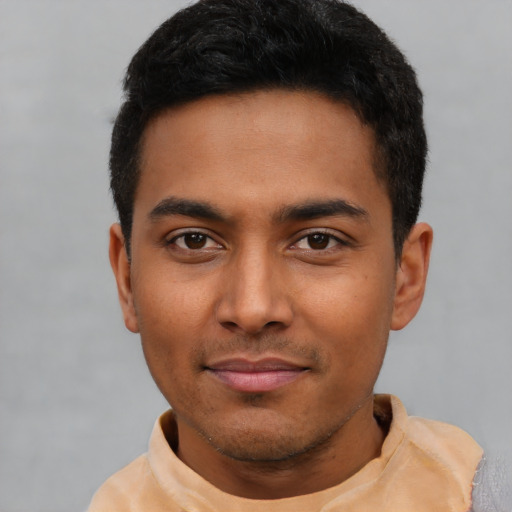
[205,358,309,393]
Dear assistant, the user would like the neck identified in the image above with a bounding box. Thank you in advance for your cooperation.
[175,398,385,499]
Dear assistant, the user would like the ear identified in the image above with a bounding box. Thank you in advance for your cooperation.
[391,222,433,331]
[109,223,139,333]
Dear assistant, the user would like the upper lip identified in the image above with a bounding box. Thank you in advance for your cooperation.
[205,357,309,372]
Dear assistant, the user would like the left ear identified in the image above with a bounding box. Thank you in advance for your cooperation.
[391,222,433,331]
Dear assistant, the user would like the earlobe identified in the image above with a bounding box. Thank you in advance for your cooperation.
[109,223,139,333]
[391,222,433,331]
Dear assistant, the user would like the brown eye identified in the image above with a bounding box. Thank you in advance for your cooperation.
[171,232,220,250]
[293,232,344,251]
[307,233,330,250]
[183,233,207,249]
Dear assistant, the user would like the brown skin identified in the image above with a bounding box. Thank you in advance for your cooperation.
[110,90,433,499]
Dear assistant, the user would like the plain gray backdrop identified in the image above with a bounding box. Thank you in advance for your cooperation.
[1,1,511,511]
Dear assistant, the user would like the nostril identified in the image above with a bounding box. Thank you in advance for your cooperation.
[220,320,242,332]
[215,289,294,334]
[219,319,286,335]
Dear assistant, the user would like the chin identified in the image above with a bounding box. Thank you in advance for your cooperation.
[203,416,339,464]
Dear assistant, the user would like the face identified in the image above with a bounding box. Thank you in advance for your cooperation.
[111,90,430,463]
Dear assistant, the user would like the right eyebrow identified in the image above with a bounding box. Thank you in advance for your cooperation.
[148,197,225,222]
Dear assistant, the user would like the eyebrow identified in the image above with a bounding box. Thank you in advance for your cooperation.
[276,199,369,223]
[148,196,368,225]
[149,197,225,222]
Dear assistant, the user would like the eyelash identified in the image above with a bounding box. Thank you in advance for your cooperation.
[167,231,222,251]
[291,231,349,251]
[166,229,349,252]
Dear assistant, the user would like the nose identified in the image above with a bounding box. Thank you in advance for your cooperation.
[215,247,293,335]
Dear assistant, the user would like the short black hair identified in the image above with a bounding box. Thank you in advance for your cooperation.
[110,0,427,255]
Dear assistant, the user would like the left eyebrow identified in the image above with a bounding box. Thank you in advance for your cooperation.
[275,199,369,223]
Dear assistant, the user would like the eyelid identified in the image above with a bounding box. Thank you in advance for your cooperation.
[165,228,224,249]
[289,228,351,250]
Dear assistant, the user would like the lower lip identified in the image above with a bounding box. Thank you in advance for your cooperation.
[208,369,305,393]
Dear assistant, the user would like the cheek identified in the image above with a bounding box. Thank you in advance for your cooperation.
[134,271,212,333]
[298,270,394,365]
[302,269,394,328]
[132,277,211,380]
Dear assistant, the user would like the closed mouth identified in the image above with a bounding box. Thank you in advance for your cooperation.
[205,357,310,393]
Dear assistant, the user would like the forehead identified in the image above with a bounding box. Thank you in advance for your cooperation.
[135,89,388,221]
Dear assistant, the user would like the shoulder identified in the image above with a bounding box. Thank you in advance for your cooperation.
[381,395,483,477]
[87,410,185,512]
[402,415,483,502]
[406,415,483,471]
[471,454,512,512]
[87,454,157,512]
[372,396,484,510]
[377,395,483,482]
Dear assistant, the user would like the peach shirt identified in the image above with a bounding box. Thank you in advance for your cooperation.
[88,395,482,512]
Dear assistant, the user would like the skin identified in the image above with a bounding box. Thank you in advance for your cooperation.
[110,89,433,499]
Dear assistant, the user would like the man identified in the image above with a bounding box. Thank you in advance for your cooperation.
[88,0,485,509]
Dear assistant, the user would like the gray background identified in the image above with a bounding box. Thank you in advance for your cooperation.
[1,1,511,511]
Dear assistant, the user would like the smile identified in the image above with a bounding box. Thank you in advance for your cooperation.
[205,358,309,393]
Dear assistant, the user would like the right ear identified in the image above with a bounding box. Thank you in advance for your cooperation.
[109,223,139,333]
